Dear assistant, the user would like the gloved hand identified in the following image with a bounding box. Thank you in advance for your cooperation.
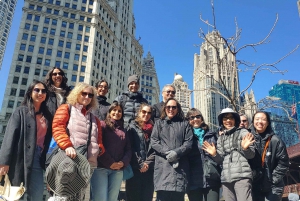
[172,161,179,168]
[165,150,178,162]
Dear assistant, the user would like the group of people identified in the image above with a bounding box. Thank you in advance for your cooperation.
[0,67,290,201]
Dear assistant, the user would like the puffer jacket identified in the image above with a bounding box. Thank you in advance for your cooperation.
[127,121,155,170]
[114,91,148,127]
[251,130,289,194]
[151,117,193,192]
[213,127,255,183]
[93,96,110,120]
[52,104,105,167]
[188,131,221,190]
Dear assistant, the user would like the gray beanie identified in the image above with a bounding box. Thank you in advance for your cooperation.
[127,75,140,86]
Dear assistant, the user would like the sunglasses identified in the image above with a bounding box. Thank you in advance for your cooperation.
[33,88,47,94]
[166,105,177,110]
[98,85,108,90]
[52,72,63,76]
[189,115,202,120]
[81,92,94,98]
[141,110,152,115]
[223,116,234,121]
[165,90,176,95]
[241,120,248,123]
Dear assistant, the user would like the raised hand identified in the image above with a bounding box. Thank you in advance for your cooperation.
[202,141,217,156]
[241,133,255,150]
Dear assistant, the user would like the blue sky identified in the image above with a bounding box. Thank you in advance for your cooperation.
[0,0,299,107]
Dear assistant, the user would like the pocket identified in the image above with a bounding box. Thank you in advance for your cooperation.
[204,159,221,181]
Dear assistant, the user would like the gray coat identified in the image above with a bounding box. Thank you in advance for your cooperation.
[0,106,52,189]
[213,127,255,183]
[151,117,193,192]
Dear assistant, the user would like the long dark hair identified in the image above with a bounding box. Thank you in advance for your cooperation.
[105,102,124,130]
[160,98,184,120]
[95,79,109,89]
[252,111,272,133]
[44,67,68,92]
[21,80,49,115]
[135,103,153,128]
[186,108,209,131]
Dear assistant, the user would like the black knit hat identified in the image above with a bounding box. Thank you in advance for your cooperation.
[127,75,140,87]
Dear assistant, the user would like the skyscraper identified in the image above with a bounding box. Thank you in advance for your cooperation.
[172,73,191,114]
[297,0,300,17]
[0,0,144,133]
[193,31,239,130]
[141,51,160,105]
[0,0,17,69]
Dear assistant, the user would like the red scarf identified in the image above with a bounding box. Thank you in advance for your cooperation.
[142,122,153,140]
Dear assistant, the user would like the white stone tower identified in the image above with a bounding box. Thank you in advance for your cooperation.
[172,73,191,114]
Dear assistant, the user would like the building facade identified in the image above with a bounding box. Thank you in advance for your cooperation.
[0,0,17,69]
[172,73,191,114]
[193,31,239,130]
[0,0,144,133]
[240,89,257,121]
[140,51,160,105]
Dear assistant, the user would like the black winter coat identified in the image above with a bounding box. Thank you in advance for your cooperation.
[251,131,289,194]
[93,96,110,120]
[46,88,71,116]
[0,106,52,189]
[114,91,148,127]
[188,131,221,190]
[127,122,155,170]
[152,101,164,122]
[151,117,193,192]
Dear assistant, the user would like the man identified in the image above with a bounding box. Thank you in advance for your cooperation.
[152,84,176,121]
[239,113,251,131]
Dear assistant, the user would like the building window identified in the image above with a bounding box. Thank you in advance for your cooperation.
[18,54,24,61]
[85,26,90,33]
[63,62,68,69]
[22,33,28,40]
[79,76,84,82]
[19,89,25,97]
[24,66,30,73]
[37,6,42,11]
[48,38,54,45]
[77,34,82,40]
[66,42,71,48]
[57,51,62,57]
[84,36,89,42]
[32,25,38,31]
[13,76,19,84]
[42,27,48,33]
[78,25,83,31]
[58,40,64,47]
[55,61,61,67]
[8,100,14,108]
[87,18,91,22]
[30,35,36,42]
[71,75,77,82]
[10,88,17,96]
[34,15,40,22]
[45,59,50,66]
[74,54,79,61]
[21,78,27,85]
[5,113,12,120]
[80,16,84,20]
[80,66,86,72]
[63,12,68,17]
[64,52,70,59]
[76,44,81,50]
[67,32,73,39]
[38,47,44,54]
[46,8,52,13]
[46,49,52,55]
[50,29,56,35]
[56,0,61,5]
[27,14,32,20]
[29,4,35,9]
[35,68,40,75]
[81,7,86,11]
[62,21,67,27]
[73,64,78,71]
[52,19,57,25]
[20,44,26,51]
[43,70,48,76]
[53,10,59,15]
[83,45,88,52]
[15,65,22,72]
[88,8,92,13]
[60,30,65,37]
[40,37,46,44]
[70,13,75,19]
[69,23,74,29]
[65,2,70,7]
[28,45,34,52]
[25,23,30,30]
[82,55,87,62]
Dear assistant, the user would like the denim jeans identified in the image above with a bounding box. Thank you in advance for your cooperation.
[90,168,123,201]
[21,146,44,201]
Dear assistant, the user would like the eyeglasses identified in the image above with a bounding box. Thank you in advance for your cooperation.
[189,115,202,120]
[164,90,176,95]
[81,92,94,98]
[141,110,152,115]
[33,88,47,94]
[98,85,108,90]
[241,120,248,123]
[223,116,234,121]
[52,72,63,76]
[166,105,177,110]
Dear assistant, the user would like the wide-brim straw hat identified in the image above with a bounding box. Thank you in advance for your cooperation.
[45,150,91,196]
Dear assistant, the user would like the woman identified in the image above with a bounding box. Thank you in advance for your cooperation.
[0,80,52,200]
[126,103,155,201]
[44,67,71,116]
[202,108,255,201]
[186,108,221,201]
[52,82,105,200]
[150,98,193,201]
[251,111,289,201]
[91,102,131,201]
[114,74,148,127]
[93,79,111,120]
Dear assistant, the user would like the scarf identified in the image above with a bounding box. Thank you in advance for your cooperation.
[194,127,205,145]
[142,122,153,140]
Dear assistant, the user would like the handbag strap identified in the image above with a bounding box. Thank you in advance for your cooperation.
[87,113,92,147]
[261,136,272,167]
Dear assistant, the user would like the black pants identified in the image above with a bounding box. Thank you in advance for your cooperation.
[187,187,220,201]
[126,169,154,201]
[156,191,185,201]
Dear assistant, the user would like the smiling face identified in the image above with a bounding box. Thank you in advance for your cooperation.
[188,113,203,128]
[51,68,63,88]
[222,113,236,130]
[165,100,178,119]
[128,81,139,92]
[253,112,269,134]
[162,86,176,102]
[138,106,152,123]
[97,81,109,96]
[31,83,47,108]
[109,106,122,120]
[240,115,249,129]
[77,87,94,108]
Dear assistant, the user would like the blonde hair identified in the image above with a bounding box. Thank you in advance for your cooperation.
[67,82,98,110]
